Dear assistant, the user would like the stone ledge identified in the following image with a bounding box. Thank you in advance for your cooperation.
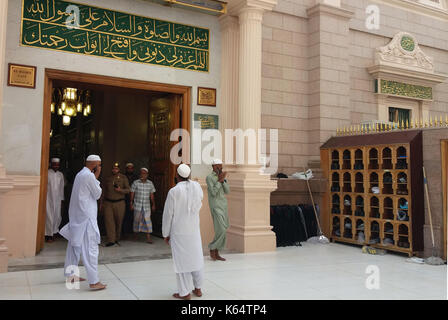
[306,3,354,19]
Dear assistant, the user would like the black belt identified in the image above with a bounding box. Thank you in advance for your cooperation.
[105,198,125,203]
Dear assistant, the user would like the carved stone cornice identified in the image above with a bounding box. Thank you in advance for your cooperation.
[368,32,447,88]
[367,65,447,87]
[227,0,277,16]
[374,32,434,72]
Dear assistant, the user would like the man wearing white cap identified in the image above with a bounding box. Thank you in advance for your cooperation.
[206,159,230,261]
[59,155,107,290]
[45,158,65,242]
[163,164,204,300]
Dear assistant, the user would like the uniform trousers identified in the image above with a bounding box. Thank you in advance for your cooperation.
[175,269,204,297]
[104,200,125,243]
[63,224,99,285]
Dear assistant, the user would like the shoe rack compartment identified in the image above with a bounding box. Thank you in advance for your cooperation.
[321,131,424,256]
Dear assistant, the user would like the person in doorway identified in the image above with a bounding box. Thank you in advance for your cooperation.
[45,158,65,243]
[206,159,230,261]
[101,163,130,247]
[163,164,204,300]
[123,163,139,235]
[130,168,156,243]
[59,155,107,291]
[125,163,139,185]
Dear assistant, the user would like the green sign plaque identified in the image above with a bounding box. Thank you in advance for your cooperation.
[380,80,432,100]
[194,113,218,129]
[21,0,209,72]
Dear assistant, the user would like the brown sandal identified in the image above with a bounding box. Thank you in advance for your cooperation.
[89,282,107,291]
[173,293,191,300]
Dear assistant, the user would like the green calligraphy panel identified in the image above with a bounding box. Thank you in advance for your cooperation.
[21,0,209,72]
[380,80,433,100]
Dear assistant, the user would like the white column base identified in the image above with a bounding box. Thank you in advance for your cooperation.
[226,165,277,253]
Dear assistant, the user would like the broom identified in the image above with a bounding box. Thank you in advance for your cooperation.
[422,167,444,265]
[292,168,329,244]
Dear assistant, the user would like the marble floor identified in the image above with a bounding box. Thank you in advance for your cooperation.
[8,234,175,271]
[1,242,446,300]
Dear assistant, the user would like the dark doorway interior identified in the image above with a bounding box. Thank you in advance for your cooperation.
[48,80,181,240]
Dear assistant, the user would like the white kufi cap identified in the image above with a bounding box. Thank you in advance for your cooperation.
[177,164,191,178]
[51,158,60,163]
[86,154,101,161]
[212,159,223,165]
[140,167,148,173]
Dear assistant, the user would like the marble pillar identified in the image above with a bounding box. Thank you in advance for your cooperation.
[223,0,278,253]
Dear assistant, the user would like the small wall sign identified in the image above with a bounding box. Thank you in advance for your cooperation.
[8,63,36,89]
[194,113,219,129]
[198,87,216,106]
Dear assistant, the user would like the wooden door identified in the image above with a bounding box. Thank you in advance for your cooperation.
[148,94,181,236]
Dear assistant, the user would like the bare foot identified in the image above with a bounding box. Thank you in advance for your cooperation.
[192,288,202,297]
[89,282,107,291]
[173,293,191,300]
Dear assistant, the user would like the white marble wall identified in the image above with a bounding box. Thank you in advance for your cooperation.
[1,0,221,177]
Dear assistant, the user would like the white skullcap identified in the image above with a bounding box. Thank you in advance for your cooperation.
[126,163,134,167]
[86,155,101,161]
[177,164,191,178]
[212,159,223,165]
[51,158,60,163]
[140,167,148,173]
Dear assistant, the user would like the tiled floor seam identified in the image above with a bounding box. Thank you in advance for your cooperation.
[104,264,139,300]
[24,271,33,299]
[203,276,243,300]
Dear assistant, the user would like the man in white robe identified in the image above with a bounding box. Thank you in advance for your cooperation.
[45,158,65,242]
[163,164,204,300]
[59,155,107,290]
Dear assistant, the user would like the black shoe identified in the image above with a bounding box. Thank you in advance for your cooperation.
[105,242,115,247]
[115,241,121,246]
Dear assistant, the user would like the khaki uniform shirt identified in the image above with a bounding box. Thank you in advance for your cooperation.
[103,173,130,200]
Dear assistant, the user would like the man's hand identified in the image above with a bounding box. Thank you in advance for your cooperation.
[94,167,101,179]
[164,237,170,245]
[114,187,121,192]
[218,171,227,183]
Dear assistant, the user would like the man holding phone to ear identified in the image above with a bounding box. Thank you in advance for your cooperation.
[206,159,230,261]
[60,155,107,291]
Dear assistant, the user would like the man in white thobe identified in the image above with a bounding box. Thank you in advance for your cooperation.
[45,158,65,242]
[59,155,107,290]
[163,164,204,300]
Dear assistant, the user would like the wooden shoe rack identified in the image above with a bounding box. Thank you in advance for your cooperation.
[320,130,424,256]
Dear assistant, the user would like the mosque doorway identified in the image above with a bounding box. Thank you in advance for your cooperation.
[36,69,191,255]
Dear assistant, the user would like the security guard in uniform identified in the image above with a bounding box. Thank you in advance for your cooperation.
[102,163,130,247]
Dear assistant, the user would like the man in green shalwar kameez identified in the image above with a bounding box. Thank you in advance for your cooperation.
[206,159,230,261]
